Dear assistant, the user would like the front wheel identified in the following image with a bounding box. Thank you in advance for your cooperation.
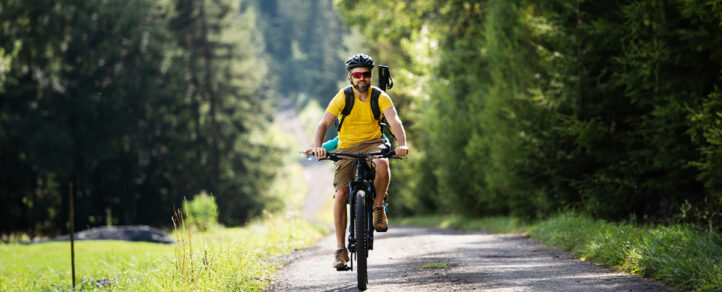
[355,190,368,290]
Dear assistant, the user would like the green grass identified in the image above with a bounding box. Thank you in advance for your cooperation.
[400,212,722,292]
[0,119,329,291]
[0,240,172,291]
[416,262,451,269]
[399,215,531,234]
[530,213,722,292]
[0,215,327,291]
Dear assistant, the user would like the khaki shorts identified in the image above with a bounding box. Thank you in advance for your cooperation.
[333,138,387,191]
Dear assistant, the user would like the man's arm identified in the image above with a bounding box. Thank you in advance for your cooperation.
[310,112,337,159]
[383,107,408,157]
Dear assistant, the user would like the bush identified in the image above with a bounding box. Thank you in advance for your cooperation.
[184,192,219,231]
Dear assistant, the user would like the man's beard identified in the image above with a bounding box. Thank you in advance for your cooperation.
[353,82,370,93]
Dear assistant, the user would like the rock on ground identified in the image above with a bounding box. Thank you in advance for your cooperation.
[50,225,173,244]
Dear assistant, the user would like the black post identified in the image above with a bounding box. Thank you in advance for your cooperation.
[377,65,393,92]
[69,183,76,289]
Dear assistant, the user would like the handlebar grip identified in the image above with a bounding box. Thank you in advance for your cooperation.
[320,153,340,162]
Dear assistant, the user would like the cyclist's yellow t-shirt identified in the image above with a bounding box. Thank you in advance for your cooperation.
[326,87,393,148]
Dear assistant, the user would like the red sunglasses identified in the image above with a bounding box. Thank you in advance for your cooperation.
[350,71,372,78]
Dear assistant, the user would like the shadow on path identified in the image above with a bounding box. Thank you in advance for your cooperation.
[274,226,671,291]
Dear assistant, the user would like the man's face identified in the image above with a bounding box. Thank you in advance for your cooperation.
[349,67,371,93]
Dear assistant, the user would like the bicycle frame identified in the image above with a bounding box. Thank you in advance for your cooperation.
[347,155,377,256]
[320,148,394,270]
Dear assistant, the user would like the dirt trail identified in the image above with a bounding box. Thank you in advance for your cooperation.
[277,99,334,222]
[273,227,671,291]
[274,100,672,291]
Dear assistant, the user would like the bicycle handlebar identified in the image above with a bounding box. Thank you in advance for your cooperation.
[300,148,400,162]
[321,148,397,161]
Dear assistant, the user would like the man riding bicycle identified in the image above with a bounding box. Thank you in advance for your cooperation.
[306,54,408,270]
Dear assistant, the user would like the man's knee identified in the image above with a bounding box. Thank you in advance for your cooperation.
[375,159,390,178]
[335,188,349,202]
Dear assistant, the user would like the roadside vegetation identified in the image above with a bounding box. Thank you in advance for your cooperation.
[2,2,343,290]
[340,2,722,290]
[4,0,721,290]
[0,124,328,291]
[401,212,722,292]
[338,0,722,230]
[0,216,326,291]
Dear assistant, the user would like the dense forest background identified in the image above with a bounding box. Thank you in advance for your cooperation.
[337,0,722,231]
[0,0,349,238]
[2,0,721,239]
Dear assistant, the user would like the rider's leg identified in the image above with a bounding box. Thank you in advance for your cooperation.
[373,158,390,207]
[334,187,349,249]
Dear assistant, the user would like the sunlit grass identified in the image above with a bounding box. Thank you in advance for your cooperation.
[399,215,531,234]
[0,240,172,291]
[416,262,451,269]
[0,118,330,291]
[0,214,326,291]
[530,213,722,292]
[145,214,326,291]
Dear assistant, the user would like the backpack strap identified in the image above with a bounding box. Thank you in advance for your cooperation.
[370,87,381,121]
[370,86,397,142]
[336,86,355,131]
[337,86,384,132]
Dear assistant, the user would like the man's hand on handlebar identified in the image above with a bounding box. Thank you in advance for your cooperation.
[394,145,409,157]
[305,146,327,160]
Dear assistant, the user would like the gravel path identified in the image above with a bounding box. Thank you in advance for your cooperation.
[272,227,671,291]
[274,100,672,291]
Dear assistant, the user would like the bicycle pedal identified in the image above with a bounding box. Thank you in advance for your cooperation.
[374,226,388,232]
[335,265,352,271]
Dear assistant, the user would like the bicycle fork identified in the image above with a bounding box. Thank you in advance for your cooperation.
[348,188,357,254]
[344,160,378,270]
[347,187,376,254]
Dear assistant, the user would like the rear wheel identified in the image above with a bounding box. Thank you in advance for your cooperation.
[355,190,368,290]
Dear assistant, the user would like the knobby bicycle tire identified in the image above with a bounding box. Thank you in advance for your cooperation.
[355,190,368,290]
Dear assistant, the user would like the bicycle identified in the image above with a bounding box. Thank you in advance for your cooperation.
[306,145,398,291]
